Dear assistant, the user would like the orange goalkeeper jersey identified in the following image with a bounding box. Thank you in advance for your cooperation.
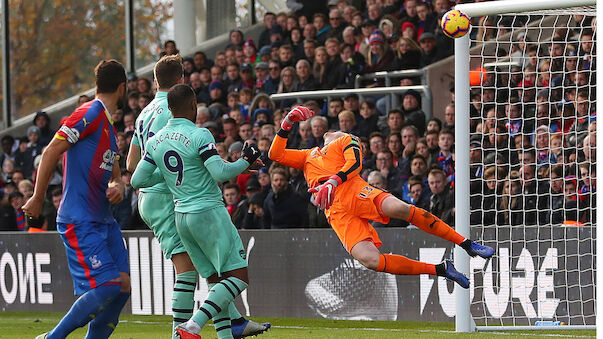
[268,133,362,188]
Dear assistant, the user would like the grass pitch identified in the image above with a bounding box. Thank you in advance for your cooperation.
[0,312,595,338]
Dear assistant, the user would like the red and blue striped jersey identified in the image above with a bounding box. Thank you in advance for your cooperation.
[55,99,119,224]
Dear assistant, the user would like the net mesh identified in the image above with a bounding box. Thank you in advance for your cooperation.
[467,8,596,326]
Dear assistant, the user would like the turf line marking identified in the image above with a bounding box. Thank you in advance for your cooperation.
[22,318,593,337]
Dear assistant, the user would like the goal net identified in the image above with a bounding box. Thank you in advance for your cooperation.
[453,0,596,331]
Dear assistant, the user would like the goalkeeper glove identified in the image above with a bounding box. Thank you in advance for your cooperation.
[281,106,314,131]
[241,141,261,165]
[308,175,343,210]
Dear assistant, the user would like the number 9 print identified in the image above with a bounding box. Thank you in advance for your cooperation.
[164,150,184,186]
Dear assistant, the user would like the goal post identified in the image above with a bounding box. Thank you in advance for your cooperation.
[453,0,597,332]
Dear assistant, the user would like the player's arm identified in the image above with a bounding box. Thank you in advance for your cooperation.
[309,136,362,210]
[334,135,363,182]
[126,142,141,173]
[131,153,164,189]
[268,106,314,169]
[106,160,125,205]
[23,137,70,218]
[202,141,261,182]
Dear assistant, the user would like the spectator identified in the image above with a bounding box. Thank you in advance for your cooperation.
[427,169,454,225]
[2,158,15,183]
[259,12,277,48]
[328,9,346,41]
[381,109,404,136]
[160,39,179,58]
[276,66,297,109]
[290,120,312,149]
[263,167,308,228]
[138,93,153,111]
[365,31,394,73]
[32,111,54,147]
[243,191,265,229]
[313,47,329,87]
[193,51,212,72]
[375,150,404,197]
[0,135,15,166]
[209,81,227,106]
[443,103,455,130]
[401,22,417,41]
[293,59,319,92]
[13,137,35,179]
[437,129,455,182]
[401,90,426,135]
[338,110,357,135]
[227,29,244,49]
[387,132,403,168]
[137,77,152,94]
[326,98,344,129]
[419,32,444,67]
[308,116,328,148]
[407,175,431,210]
[111,170,133,229]
[314,13,330,45]
[499,172,523,225]
[223,183,245,227]
[343,93,360,115]
[339,43,366,87]
[356,100,380,137]
[9,191,26,231]
[389,37,422,70]
[416,2,437,38]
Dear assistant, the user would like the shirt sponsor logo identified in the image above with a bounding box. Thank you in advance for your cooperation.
[100,150,117,171]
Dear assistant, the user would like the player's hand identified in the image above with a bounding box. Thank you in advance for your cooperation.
[241,158,265,175]
[106,182,125,205]
[241,141,261,165]
[22,195,44,218]
[308,175,342,210]
[281,106,314,131]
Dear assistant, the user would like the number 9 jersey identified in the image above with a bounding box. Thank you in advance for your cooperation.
[140,118,226,213]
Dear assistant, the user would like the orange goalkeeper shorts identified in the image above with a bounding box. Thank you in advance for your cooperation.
[324,177,392,253]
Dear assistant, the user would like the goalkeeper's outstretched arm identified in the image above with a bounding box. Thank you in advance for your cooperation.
[269,106,315,169]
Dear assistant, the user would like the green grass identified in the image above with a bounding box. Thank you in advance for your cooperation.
[0,312,595,338]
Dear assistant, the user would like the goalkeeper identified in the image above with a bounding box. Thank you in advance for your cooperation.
[131,84,263,339]
[269,106,494,288]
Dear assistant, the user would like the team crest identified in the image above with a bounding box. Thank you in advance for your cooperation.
[89,255,102,269]
[239,249,246,260]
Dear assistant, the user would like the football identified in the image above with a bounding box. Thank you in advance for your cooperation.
[441,10,471,38]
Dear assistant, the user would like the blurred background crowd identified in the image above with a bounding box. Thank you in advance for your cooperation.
[0,0,595,231]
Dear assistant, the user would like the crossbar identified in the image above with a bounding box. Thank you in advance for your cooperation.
[455,0,596,17]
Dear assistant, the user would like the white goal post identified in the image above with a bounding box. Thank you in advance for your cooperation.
[453,0,597,332]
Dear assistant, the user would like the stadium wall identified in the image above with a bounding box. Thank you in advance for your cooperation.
[0,228,594,324]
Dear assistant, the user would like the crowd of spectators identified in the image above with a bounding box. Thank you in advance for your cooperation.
[0,0,596,232]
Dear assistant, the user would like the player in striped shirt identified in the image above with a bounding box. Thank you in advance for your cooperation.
[25,60,130,339]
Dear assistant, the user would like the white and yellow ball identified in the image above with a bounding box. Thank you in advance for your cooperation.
[441,10,471,38]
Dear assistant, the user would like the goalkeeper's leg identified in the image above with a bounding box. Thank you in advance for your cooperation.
[380,196,494,259]
[350,241,469,288]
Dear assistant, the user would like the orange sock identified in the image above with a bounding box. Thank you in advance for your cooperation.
[407,205,465,245]
[376,254,436,275]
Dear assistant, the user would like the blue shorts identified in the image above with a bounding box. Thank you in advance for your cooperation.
[57,221,129,295]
